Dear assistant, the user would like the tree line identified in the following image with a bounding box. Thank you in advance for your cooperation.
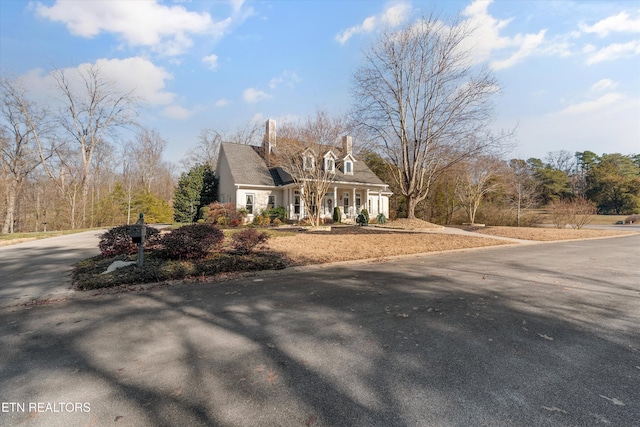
[2,12,638,233]
[363,149,640,226]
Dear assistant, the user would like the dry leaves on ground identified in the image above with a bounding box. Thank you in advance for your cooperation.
[466,226,636,241]
[268,233,511,265]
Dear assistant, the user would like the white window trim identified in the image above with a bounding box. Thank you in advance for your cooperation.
[344,160,353,175]
[245,194,255,214]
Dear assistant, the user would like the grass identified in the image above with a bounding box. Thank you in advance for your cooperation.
[67,222,638,291]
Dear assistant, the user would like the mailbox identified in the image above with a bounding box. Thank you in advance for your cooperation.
[129,224,145,244]
[129,213,146,244]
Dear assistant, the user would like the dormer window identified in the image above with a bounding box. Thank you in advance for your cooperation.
[325,158,335,172]
[303,153,315,171]
[344,160,353,175]
[323,151,336,173]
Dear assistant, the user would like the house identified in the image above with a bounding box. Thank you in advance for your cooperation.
[215,119,392,222]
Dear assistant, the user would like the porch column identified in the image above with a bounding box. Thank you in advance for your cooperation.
[352,187,357,217]
[378,189,383,216]
[333,186,338,216]
[299,187,305,218]
[365,188,370,214]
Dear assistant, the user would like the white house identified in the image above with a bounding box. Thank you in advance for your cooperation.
[215,119,392,222]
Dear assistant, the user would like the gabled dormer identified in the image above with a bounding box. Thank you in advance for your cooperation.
[323,150,337,173]
[342,153,356,175]
[341,135,355,175]
[302,147,315,171]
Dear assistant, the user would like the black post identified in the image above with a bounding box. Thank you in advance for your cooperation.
[135,213,145,267]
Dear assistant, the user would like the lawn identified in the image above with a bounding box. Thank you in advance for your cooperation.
[71,222,637,291]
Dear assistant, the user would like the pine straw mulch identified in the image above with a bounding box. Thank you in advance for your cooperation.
[267,232,511,265]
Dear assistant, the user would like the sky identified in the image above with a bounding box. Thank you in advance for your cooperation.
[1,0,639,167]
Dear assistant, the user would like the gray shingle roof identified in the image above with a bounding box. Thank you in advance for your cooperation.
[220,143,275,186]
[220,142,388,188]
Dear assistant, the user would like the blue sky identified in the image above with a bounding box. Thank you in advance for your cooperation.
[1,0,638,166]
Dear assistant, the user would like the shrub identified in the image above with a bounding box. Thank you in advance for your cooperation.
[272,218,282,227]
[360,209,370,223]
[158,223,224,260]
[99,225,160,257]
[263,206,286,221]
[252,212,270,226]
[377,213,387,224]
[206,202,247,226]
[547,198,597,229]
[333,206,342,223]
[231,228,269,255]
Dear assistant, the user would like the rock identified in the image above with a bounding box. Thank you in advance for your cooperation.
[103,260,136,274]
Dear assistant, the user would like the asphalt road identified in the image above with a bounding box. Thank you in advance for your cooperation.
[0,230,104,308]
[0,233,638,426]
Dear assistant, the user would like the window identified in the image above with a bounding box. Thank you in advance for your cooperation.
[245,194,254,214]
[345,161,352,174]
[343,192,349,211]
[267,195,275,209]
[294,191,300,215]
[325,158,335,173]
[304,154,315,171]
[356,193,361,210]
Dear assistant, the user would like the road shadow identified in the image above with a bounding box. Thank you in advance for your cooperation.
[1,239,639,426]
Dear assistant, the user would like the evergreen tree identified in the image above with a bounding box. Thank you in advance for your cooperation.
[173,164,217,223]
[586,154,640,214]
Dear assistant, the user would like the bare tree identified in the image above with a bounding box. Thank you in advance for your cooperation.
[184,119,263,169]
[0,76,54,233]
[351,14,511,219]
[505,159,540,226]
[51,65,138,228]
[125,127,168,192]
[545,150,576,175]
[456,156,503,225]
[275,111,350,226]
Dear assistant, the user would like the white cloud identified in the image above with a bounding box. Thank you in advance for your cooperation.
[585,40,640,64]
[381,3,411,27]
[202,54,219,70]
[557,92,624,116]
[490,30,546,70]
[580,11,640,37]
[458,0,559,70]
[591,79,617,92]
[514,93,639,158]
[459,0,514,62]
[21,57,175,107]
[34,0,240,56]
[335,2,411,44]
[243,88,271,104]
[215,98,230,107]
[162,104,193,119]
[269,71,302,90]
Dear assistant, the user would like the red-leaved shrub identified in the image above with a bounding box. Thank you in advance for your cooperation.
[99,225,161,257]
[158,223,223,260]
[231,228,269,255]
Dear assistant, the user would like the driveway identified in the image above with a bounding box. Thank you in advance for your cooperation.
[0,234,638,426]
[0,230,104,308]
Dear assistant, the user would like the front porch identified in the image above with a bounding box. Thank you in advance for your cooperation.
[284,185,390,222]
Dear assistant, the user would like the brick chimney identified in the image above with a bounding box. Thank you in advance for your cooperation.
[263,119,276,160]
[342,135,352,156]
